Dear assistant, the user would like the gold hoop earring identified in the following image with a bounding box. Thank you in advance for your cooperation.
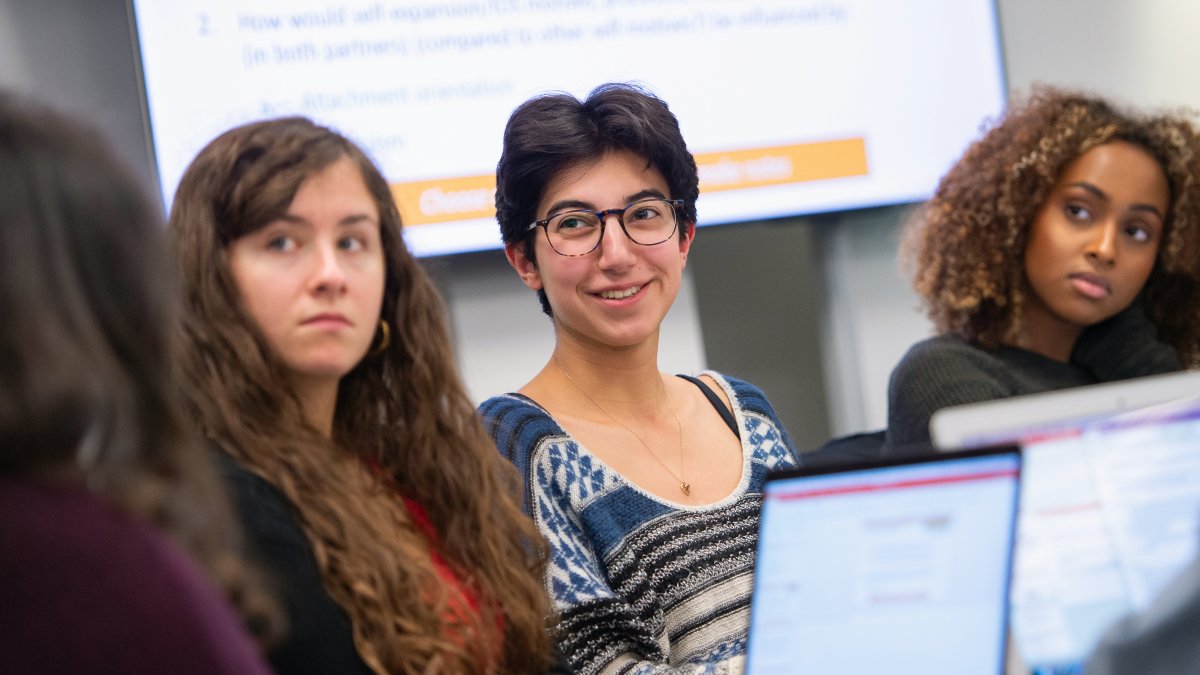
[370,319,391,357]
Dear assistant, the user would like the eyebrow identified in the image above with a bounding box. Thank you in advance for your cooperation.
[544,188,668,216]
[275,213,378,227]
[1067,182,1165,220]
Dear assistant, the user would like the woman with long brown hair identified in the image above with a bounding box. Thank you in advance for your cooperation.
[0,93,274,672]
[168,117,558,674]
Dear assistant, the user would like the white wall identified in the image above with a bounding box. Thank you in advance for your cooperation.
[1000,0,1200,109]
[819,206,927,434]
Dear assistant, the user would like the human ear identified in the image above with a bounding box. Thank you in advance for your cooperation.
[505,242,543,291]
[678,221,696,268]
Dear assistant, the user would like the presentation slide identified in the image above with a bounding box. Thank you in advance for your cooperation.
[131,0,1004,256]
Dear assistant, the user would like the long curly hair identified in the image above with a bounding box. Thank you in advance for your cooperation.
[168,117,551,673]
[902,86,1200,364]
[0,94,279,639]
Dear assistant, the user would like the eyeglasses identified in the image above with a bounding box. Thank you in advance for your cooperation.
[527,197,685,257]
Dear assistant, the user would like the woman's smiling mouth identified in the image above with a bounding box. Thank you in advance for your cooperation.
[597,285,642,300]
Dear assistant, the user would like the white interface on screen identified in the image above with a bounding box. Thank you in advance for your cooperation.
[1010,401,1200,675]
[748,453,1019,675]
[131,0,1004,256]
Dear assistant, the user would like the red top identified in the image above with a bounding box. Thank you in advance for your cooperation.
[400,495,484,614]
[364,457,504,657]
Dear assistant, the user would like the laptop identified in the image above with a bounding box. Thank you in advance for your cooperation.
[930,370,1200,450]
[746,447,1022,675]
[934,386,1200,674]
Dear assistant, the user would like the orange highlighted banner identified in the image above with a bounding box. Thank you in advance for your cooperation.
[391,174,496,228]
[695,138,868,193]
[391,137,867,228]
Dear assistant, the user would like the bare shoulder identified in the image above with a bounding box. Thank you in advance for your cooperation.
[694,373,734,414]
[515,367,559,405]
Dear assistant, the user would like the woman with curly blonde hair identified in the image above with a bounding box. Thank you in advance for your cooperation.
[887,87,1200,449]
[168,117,561,674]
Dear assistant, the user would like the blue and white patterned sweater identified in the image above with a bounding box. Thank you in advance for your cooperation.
[480,373,799,675]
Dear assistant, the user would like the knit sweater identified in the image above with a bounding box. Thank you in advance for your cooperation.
[886,306,1181,450]
[480,373,799,675]
[214,451,374,674]
[0,477,271,675]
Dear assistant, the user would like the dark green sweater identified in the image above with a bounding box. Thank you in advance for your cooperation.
[885,307,1181,451]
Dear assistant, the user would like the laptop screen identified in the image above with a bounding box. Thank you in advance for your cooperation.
[1009,397,1200,674]
[747,449,1021,675]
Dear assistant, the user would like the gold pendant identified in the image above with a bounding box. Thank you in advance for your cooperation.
[680,482,691,496]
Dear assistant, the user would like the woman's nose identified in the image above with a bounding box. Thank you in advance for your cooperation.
[310,242,348,294]
[596,213,637,268]
[1085,220,1118,267]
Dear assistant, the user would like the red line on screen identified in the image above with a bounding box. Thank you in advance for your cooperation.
[1035,502,1102,517]
[774,469,1018,501]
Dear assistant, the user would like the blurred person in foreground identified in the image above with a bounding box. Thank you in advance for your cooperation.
[0,93,276,673]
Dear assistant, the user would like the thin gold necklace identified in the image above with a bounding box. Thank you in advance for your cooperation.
[553,357,690,496]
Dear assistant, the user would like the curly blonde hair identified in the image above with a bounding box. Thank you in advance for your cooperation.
[169,118,552,673]
[902,86,1200,364]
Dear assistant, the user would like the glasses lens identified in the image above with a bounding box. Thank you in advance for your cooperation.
[623,198,677,245]
[546,210,602,256]
[540,199,679,256]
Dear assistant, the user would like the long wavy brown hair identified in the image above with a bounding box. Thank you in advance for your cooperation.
[902,86,1200,364]
[0,94,278,638]
[168,117,552,674]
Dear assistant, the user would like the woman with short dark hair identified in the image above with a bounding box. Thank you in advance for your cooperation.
[482,83,800,674]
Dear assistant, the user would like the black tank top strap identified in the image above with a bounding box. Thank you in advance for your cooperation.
[676,374,740,440]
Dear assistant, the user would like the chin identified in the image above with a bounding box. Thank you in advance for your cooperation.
[1049,299,1118,329]
[1077,308,1121,328]
[291,356,368,381]
[601,330,657,349]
